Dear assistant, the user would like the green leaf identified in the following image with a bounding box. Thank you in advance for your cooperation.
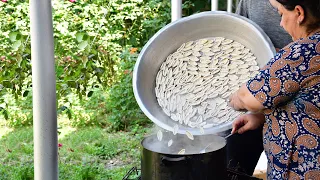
[82,34,89,41]
[78,41,88,50]
[15,68,22,72]
[78,92,82,100]
[22,90,29,97]
[12,40,22,51]
[67,81,78,88]
[9,32,19,42]
[2,81,12,88]
[16,33,22,41]
[87,91,93,97]
[76,32,85,42]
[66,109,72,119]
[57,106,68,114]
[3,109,9,120]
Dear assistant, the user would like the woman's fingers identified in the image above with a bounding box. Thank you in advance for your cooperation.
[237,121,251,134]
[231,115,246,134]
[228,93,241,110]
[232,113,266,134]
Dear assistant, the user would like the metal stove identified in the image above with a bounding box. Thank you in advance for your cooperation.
[122,167,262,180]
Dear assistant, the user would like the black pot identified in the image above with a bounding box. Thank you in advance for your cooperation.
[141,132,227,180]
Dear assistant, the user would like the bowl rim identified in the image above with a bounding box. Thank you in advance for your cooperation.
[133,11,276,135]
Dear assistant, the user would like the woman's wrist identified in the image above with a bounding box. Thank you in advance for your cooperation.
[250,112,265,122]
[236,90,248,110]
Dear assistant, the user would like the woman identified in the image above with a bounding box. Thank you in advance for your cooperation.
[236,0,292,49]
[229,0,320,179]
[225,0,293,176]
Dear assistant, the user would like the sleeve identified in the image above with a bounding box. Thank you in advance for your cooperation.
[235,0,249,17]
[246,43,307,109]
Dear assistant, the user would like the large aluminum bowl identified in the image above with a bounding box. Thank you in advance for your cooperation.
[133,11,275,135]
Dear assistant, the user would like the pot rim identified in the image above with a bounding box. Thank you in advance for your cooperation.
[141,133,226,155]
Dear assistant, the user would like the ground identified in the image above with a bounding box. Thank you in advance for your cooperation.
[0,117,151,180]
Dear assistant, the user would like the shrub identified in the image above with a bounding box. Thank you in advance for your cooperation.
[105,48,149,131]
[0,0,236,129]
[0,0,170,128]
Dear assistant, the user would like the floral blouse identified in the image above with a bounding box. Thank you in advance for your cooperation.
[247,32,320,179]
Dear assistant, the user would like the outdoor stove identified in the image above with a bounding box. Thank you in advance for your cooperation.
[121,132,262,180]
[122,166,262,180]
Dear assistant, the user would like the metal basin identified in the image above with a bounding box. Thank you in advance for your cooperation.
[133,11,275,135]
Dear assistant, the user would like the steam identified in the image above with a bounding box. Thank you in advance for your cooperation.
[143,125,226,155]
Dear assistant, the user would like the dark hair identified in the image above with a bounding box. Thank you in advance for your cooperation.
[276,0,320,33]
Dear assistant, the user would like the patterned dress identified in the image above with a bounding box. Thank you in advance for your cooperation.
[247,32,320,179]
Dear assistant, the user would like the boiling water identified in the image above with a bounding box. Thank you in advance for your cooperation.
[142,131,226,155]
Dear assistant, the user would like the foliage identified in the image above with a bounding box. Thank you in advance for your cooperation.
[0,0,171,96]
[0,93,33,127]
[0,0,171,128]
[0,163,34,180]
[58,88,108,127]
[105,48,149,131]
[182,0,240,15]
[0,0,238,129]
[0,125,151,179]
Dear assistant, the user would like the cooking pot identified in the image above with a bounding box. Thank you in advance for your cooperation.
[133,11,276,135]
[141,132,227,180]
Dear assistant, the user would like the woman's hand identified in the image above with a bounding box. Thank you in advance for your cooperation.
[228,84,265,112]
[231,113,265,134]
[228,91,245,111]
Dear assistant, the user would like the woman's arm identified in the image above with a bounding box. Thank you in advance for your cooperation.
[228,84,265,112]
